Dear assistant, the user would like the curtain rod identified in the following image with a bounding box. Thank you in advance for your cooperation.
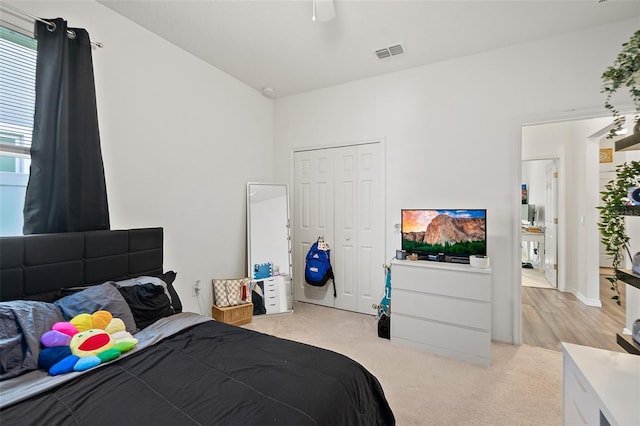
[0,2,103,48]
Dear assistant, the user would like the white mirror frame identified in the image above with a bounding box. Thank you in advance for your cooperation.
[246,183,292,314]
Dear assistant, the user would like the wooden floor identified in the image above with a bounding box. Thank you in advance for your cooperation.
[522,269,626,353]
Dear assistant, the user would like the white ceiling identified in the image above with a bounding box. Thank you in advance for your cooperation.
[98,0,640,99]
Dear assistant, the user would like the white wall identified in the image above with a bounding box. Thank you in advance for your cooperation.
[273,18,639,343]
[7,1,274,314]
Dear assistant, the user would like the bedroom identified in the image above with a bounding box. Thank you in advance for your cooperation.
[1,1,639,424]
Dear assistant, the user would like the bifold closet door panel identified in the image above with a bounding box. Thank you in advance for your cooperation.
[293,149,336,308]
[354,143,384,315]
[333,144,384,314]
[333,146,358,312]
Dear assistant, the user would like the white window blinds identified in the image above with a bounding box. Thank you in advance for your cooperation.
[0,26,36,158]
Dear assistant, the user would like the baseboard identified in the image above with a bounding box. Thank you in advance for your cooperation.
[491,333,513,344]
[575,291,602,307]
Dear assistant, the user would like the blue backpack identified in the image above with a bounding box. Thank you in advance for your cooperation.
[305,239,336,298]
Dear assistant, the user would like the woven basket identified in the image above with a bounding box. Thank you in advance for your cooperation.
[212,303,253,326]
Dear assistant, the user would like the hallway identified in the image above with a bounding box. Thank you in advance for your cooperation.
[522,269,626,352]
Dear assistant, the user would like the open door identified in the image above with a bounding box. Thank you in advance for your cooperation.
[544,160,558,287]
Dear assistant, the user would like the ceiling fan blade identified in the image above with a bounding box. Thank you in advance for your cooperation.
[313,0,336,22]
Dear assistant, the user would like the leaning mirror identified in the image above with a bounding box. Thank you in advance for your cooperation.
[247,183,292,315]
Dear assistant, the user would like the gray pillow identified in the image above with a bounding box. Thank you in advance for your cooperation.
[54,283,137,333]
[0,301,64,380]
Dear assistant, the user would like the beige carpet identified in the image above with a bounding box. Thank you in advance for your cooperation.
[243,302,563,425]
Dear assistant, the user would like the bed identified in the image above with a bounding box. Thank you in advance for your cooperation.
[0,228,395,425]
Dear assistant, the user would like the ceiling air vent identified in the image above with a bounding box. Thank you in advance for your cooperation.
[375,43,404,60]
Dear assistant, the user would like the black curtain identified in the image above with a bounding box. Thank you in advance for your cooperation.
[23,18,109,234]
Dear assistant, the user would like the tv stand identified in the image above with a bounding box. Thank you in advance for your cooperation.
[390,259,492,366]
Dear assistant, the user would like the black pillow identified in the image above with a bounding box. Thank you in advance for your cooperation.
[114,272,182,314]
[117,283,174,329]
[155,271,182,313]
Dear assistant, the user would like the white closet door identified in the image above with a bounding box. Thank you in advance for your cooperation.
[293,143,384,315]
[334,146,358,311]
[334,144,384,314]
[355,143,384,314]
[293,149,335,307]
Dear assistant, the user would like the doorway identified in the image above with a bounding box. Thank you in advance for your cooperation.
[520,117,614,301]
[516,113,640,347]
[521,158,558,289]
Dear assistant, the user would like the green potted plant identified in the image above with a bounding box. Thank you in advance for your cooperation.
[601,29,640,140]
[598,161,640,304]
[598,29,640,304]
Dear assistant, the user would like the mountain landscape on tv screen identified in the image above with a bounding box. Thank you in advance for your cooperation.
[402,214,485,255]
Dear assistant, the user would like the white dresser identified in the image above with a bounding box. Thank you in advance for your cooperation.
[260,275,292,314]
[390,259,492,366]
[562,343,640,426]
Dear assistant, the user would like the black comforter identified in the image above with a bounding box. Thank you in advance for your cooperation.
[1,320,395,425]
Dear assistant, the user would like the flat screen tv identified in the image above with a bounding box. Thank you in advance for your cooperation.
[401,209,486,261]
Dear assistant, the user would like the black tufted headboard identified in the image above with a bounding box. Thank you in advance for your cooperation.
[0,228,163,302]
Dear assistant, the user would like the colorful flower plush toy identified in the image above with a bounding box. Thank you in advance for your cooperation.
[38,310,138,376]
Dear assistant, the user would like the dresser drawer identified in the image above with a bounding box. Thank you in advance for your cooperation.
[264,285,279,297]
[563,356,599,425]
[391,314,490,360]
[392,261,491,301]
[393,288,490,330]
[264,295,281,314]
[262,277,279,291]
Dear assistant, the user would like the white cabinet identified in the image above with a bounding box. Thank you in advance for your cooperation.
[562,343,640,426]
[259,275,291,314]
[390,259,492,366]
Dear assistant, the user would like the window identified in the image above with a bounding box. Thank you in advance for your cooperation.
[0,26,36,236]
